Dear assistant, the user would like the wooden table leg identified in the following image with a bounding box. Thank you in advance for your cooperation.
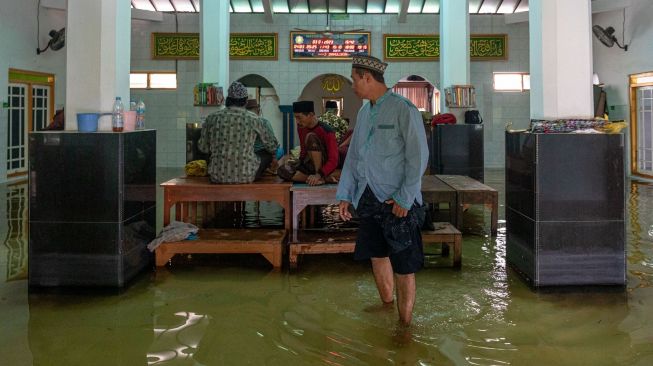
[491,192,498,236]
[453,235,462,268]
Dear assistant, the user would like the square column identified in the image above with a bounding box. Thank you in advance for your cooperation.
[529,0,594,119]
[200,0,230,87]
[439,0,470,113]
[65,0,131,130]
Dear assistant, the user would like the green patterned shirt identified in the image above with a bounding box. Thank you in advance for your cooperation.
[199,107,279,183]
[318,111,349,144]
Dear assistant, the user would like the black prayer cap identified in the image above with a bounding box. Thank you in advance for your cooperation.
[293,101,314,114]
[325,101,338,109]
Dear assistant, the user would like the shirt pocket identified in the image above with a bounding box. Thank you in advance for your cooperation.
[374,123,403,156]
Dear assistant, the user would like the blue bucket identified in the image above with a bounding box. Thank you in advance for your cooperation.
[77,113,99,132]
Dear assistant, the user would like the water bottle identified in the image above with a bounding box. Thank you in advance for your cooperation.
[129,99,137,111]
[112,96,124,132]
[136,99,145,130]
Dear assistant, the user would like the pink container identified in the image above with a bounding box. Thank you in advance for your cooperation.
[124,111,137,131]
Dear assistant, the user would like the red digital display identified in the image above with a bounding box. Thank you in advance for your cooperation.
[290,32,371,60]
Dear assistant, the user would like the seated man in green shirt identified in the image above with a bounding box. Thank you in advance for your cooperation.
[198,82,279,183]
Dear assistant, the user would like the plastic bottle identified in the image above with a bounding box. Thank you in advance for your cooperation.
[129,99,137,111]
[112,96,124,132]
[136,99,146,130]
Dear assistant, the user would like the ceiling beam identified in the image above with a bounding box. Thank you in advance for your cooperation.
[262,0,274,23]
[132,8,164,21]
[505,0,632,24]
[398,0,410,23]
[41,0,66,10]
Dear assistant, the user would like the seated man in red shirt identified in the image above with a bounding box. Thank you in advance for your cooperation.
[277,101,340,186]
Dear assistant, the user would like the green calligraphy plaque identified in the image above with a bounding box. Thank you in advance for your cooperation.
[230,33,278,60]
[151,33,278,60]
[152,33,200,59]
[383,34,507,61]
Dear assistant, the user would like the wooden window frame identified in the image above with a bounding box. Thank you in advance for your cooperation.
[629,71,653,179]
[130,71,177,90]
[8,69,55,178]
[493,72,530,92]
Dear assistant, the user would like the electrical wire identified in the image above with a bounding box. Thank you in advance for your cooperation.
[622,8,626,46]
[37,0,41,50]
[175,12,179,74]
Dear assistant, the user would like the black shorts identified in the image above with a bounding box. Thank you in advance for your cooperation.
[354,186,423,275]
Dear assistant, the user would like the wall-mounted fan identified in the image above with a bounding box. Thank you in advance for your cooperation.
[37,28,65,55]
[592,25,628,51]
[293,1,364,36]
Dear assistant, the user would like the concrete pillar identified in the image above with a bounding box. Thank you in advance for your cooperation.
[200,0,230,87]
[529,0,594,119]
[439,0,470,114]
[65,0,131,130]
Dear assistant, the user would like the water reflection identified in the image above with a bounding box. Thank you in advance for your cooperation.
[3,181,28,281]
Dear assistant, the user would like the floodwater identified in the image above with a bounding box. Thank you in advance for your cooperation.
[1,169,652,365]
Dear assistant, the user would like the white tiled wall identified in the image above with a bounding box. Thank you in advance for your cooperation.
[131,13,530,168]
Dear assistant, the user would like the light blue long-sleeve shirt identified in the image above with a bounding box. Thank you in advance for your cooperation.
[336,90,429,209]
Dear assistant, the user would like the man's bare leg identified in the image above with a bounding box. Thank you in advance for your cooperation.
[371,257,395,303]
[395,273,416,325]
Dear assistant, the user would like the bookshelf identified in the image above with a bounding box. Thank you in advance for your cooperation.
[444,85,476,108]
[193,83,224,106]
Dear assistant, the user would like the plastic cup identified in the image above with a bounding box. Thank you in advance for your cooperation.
[124,111,137,131]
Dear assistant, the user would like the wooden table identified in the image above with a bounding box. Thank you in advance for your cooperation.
[156,176,292,268]
[436,175,498,235]
[289,184,339,242]
[421,175,458,227]
[161,176,292,231]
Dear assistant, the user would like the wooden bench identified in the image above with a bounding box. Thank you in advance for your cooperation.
[288,184,466,269]
[422,222,463,268]
[436,175,498,235]
[156,176,292,268]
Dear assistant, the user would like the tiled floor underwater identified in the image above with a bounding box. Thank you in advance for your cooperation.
[0,169,652,365]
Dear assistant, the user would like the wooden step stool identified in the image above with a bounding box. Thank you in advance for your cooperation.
[421,222,462,268]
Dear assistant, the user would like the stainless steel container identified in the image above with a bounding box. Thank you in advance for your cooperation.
[186,122,208,163]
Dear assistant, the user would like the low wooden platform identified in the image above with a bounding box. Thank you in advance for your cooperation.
[289,229,357,269]
[155,228,286,267]
[422,222,463,268]
[157,176,292,268]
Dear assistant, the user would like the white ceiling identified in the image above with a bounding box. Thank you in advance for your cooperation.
[130,0,530,14]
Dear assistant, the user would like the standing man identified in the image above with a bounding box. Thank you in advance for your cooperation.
[336,55,429,325]
[199,82,279,183]
[277,101,340,185]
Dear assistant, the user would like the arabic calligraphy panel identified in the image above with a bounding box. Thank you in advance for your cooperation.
[151,33,278,60]
[383,34,508,61]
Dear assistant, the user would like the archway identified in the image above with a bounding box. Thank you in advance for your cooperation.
[392,75,440,118]
[236,74,283,146]
[298,73,361,131]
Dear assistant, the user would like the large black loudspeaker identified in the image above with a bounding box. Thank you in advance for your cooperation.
[29,130,157,287]
[505,131,626,287]
[430,124,484,181]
